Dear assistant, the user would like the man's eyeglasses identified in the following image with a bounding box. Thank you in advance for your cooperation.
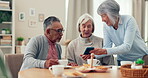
[50,29,64,33]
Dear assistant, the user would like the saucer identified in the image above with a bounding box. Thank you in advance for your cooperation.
[64,66,72,69]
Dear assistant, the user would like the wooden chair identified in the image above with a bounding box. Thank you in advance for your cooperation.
[5,54,24,78]
[142,55,148,65]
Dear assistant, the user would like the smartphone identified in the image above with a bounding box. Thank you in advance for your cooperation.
[83,47,94,55]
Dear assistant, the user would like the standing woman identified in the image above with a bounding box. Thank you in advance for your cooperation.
[90,0,148,65]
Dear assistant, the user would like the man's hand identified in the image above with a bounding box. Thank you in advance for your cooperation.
[44,59,59,68]
[90,48,107,55]
[68,62,78,66]
[80,54,91,60]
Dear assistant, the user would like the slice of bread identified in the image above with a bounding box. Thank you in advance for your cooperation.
[95,66,108,70]
[73,71,83,76]
[64,71,83,76]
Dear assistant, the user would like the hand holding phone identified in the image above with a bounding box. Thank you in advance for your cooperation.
[83,47,94,55]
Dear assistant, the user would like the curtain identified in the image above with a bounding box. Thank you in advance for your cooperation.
[132,0,146,39]
[145,0,148,45]
[62,0,93,58]
[65,0,93,40]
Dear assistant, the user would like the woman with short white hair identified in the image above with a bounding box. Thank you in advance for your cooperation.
[90,0,148,66]
[67,13,114,66]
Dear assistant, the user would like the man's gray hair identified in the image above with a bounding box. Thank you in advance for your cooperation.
[43,16,60,31]
[77,13,95,33]
[97,0,120,25]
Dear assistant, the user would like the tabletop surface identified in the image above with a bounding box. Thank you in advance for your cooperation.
[18,66,126,78]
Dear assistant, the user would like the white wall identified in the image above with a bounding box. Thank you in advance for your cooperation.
[15,0,66,44]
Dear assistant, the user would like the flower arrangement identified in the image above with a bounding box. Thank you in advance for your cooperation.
[135,58,144,65]
[17,37,24,45]
[131,58,145,69]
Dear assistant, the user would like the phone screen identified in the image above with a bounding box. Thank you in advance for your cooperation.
[83,47,94,55]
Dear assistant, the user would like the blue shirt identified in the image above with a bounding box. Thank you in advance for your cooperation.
[103,15,148,61]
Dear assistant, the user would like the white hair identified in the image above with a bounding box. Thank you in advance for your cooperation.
[77,13,95,33]
[97,0,120,25]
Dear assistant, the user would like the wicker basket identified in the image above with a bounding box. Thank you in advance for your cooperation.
[120,64,148,78]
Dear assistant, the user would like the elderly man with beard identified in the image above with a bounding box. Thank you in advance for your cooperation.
[20,16,64,70]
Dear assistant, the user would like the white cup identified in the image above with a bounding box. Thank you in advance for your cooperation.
[120,61,133,66]
[87,59,100,66]
[49,65,64,76]
[58,60,68,66]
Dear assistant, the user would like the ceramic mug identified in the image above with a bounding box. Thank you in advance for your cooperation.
[49,65,64,76]
[87,59,100,66]
[58,60,68,66]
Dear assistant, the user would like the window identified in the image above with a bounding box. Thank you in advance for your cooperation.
[145,1,148,46]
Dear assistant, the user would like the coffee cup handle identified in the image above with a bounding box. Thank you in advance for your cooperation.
[96,60,100,65]
[49,67,52,73]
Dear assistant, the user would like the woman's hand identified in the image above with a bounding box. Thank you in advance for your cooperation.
[80,54,91,60]
[68,62,78,66]
[90,48,107,55]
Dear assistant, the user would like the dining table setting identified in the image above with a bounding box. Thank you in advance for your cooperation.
[18,65,125,78]
[18,53,127,78]
[19,53,148,78]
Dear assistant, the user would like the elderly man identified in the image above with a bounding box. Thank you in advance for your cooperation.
[20,16,64,70]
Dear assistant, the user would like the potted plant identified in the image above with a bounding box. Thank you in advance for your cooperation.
[17,37,24,45]
[135,58,144,69]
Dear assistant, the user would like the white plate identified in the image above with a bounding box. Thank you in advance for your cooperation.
[111,66,120,69]
[104,65,114,68]
[62,73,86,78]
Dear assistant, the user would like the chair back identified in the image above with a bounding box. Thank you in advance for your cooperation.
[5,54,24,78]
[142,55,148,65]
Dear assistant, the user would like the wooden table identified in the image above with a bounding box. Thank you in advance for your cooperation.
[18,66,125,78]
